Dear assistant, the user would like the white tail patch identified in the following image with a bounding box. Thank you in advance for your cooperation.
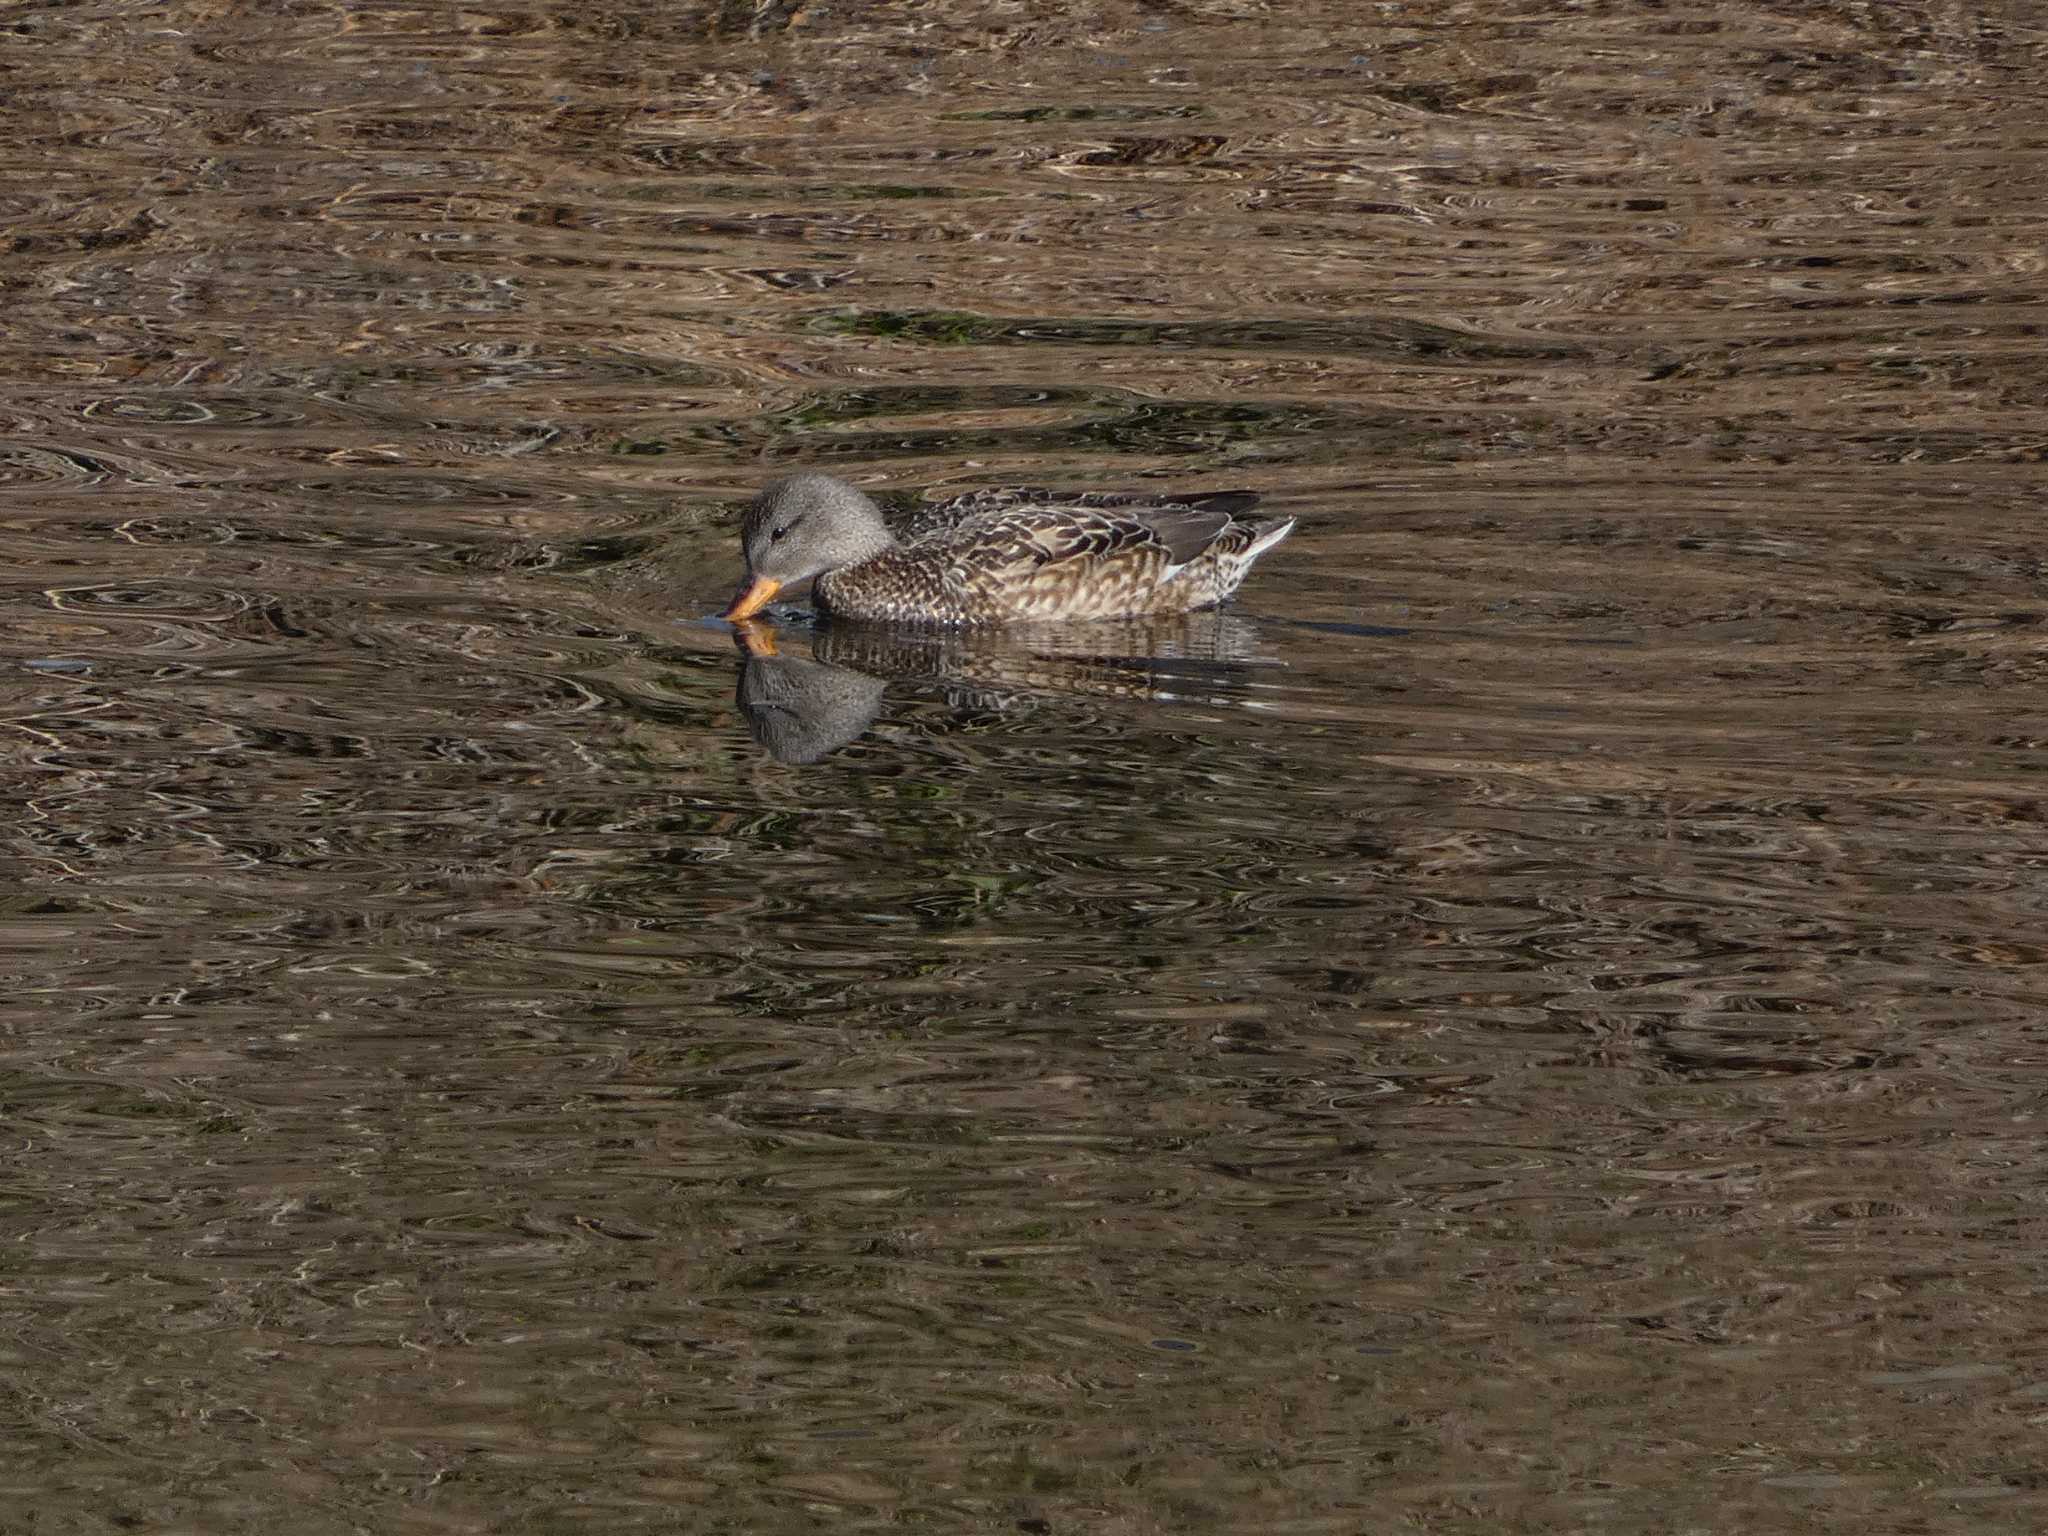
[1245,518,1295,560]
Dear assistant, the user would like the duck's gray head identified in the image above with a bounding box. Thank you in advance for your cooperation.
[723,473,897,620]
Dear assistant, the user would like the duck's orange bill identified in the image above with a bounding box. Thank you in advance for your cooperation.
[721,575,782,622]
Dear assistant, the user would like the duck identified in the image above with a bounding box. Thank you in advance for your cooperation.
[720,472,1295,626]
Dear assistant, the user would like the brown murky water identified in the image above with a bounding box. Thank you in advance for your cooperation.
[7,2,2048,1530]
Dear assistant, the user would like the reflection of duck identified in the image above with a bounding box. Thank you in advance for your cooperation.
[732,611,1278,763]
[722,472,1295,625]
[733,624,888,765]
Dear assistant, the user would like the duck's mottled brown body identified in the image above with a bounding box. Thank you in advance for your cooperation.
[723,473,1295,627]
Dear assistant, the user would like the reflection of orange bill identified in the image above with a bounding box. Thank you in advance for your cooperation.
[721,575,782,622]
[731,620,778,658]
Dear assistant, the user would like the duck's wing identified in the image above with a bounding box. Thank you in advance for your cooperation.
[930,504,1240,619]
[1137,506,1237,566]
[898,486,1259,543]
[947,505,1189,567]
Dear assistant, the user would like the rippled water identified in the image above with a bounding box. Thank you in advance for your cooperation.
[8,3,2048,1530]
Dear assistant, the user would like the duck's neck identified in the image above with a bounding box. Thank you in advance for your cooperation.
[815,538,911,614]
[832,522,900,571]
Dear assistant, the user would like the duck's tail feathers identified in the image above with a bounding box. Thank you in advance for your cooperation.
[1244,517,1295,561]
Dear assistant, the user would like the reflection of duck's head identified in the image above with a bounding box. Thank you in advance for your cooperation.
[724,474,895,622]
[733,622,887,764]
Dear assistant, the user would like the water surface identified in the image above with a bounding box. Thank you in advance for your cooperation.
[6,3,2048,1531]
